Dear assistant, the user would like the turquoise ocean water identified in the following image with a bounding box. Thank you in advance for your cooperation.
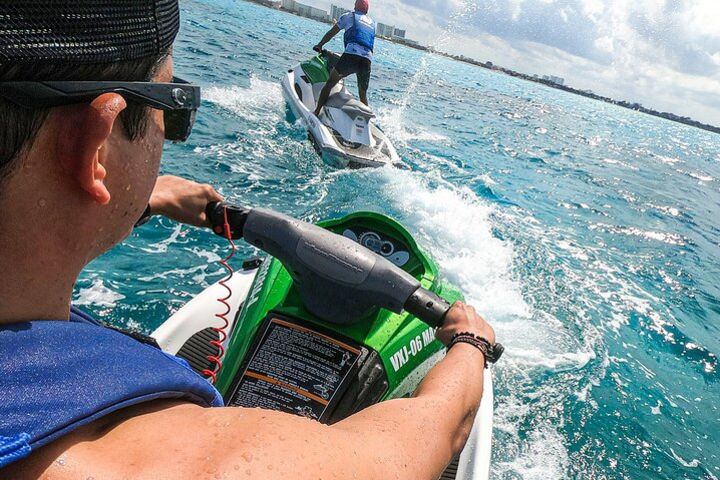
[75,1,720,478]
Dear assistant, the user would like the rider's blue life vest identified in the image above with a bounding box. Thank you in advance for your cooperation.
[0,307,223,469]
[344,12,376,52]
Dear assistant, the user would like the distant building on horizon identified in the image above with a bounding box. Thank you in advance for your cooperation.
[377,22,407,40]
[280,1,422,50]
[257,0,281,7]
[376,22,394,37]
[542,74,565,85]
[330,4,350,21]
[282,0,329,21]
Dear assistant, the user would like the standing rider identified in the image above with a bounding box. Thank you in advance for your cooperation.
[313,0,375,117]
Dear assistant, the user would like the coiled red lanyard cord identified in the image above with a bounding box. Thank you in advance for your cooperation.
[202,206,236,384]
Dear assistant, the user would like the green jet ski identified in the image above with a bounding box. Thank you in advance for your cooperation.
[152,204,497,479]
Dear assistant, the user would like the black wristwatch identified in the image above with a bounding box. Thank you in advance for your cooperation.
[134,204,153,227]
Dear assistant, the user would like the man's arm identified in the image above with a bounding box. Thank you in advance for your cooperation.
[8,304,494,480]
[314,24,341,51]
[330,344,485,479]
[146,174,223,227]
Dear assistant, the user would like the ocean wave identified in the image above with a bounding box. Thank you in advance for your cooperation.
[376,105,452,145]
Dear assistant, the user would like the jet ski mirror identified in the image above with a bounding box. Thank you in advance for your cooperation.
[206,202,451,327]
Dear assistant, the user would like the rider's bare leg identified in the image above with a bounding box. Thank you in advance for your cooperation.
[314,69,344,117]
[359,86,369,106]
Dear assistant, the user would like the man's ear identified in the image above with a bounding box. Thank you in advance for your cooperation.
[57,93,128,205]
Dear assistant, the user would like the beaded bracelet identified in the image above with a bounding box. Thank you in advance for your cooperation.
[447,332,496,369]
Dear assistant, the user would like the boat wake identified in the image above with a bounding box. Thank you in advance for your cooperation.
[366,168,597,479]
[204,75,284,122]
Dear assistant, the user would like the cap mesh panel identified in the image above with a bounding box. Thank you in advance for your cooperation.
[0,0,180,64]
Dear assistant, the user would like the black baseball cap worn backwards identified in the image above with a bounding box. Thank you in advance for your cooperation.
[0,0,200,143]
[0,0,180,64]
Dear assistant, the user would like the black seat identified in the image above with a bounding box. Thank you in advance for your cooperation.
[326,91,375,119]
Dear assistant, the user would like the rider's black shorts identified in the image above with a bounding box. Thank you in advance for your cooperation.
[334,53,372,91]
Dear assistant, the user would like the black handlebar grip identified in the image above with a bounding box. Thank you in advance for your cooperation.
[404,288,452,327]
[405,288,506,365]
[205,202,250,240]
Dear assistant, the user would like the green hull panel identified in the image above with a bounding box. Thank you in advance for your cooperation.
[300,54,330,84]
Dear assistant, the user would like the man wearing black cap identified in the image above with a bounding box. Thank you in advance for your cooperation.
[0,2,496,479]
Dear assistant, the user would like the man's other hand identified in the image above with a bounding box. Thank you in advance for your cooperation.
[149,175,223,228]
[436,302,496,347]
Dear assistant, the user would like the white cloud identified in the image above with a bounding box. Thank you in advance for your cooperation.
[594,35,614,54]
[579,0,604,21]
[559,8,569,23]
[683,0,720,38]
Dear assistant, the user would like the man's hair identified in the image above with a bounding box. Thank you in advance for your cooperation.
[0,53,168,184]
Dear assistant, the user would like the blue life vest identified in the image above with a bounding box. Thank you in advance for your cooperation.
[344,12,375,52]
[0,308,223,468]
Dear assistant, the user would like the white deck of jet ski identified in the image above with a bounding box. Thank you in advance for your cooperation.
[152,266,493,480]
[152,268,258,354]
[281,63,404,169]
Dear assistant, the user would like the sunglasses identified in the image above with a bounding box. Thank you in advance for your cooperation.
[0,77,200,142]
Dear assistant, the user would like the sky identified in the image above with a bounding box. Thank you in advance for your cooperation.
[304,0,720,125]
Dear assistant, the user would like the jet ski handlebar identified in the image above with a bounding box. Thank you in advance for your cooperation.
[206,201,452,327]
[313,47,341,61]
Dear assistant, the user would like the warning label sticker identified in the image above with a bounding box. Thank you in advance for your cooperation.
[229,317,364,421]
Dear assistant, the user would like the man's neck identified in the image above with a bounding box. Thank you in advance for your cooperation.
[0,245,78,323]
[0,147,91,324]
[0,199,83,324]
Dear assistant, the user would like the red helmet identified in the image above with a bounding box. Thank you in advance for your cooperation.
[355,0,369,13]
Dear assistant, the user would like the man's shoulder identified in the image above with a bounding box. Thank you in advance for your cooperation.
[338,11,353,28]
[4,401,338,480]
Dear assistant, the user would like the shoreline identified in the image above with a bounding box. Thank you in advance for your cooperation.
[245,0,719,136]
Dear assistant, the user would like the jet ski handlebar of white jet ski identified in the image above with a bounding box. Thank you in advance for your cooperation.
[312,46,341,61]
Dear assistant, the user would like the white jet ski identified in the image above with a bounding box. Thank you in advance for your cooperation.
[151,204,497,479]
[281,50,404,169]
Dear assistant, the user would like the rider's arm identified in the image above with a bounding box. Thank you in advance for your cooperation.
[146,174,223,227]
[328,302,491,479]
[314,24,341,50]
[11,303,493,480]
[329,344,486,479]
